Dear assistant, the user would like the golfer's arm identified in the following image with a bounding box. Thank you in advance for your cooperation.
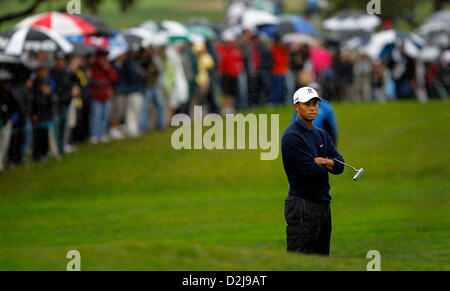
[283,135,329,179]
[327,146,345,175]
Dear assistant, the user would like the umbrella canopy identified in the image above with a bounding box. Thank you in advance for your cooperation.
[420,46,441,62]
[14,12,102,37]
[0,54,32,83]
[324,9,381,32]
[141,31,169,48]
[123,27,154,46]
[417,9,450,49]
[241,9,279,30]
[277,15,317,37]
[425,9,450,26]
[76,14,114,37]
[187,25,217,40]
[226,1,247,26]
[160,20,191,43]
[66,30,128,60]
[161,20,188,35]
[282,33,319,47]
[365,30,425,60]
[140,20,160,33]
[0,27,73,56]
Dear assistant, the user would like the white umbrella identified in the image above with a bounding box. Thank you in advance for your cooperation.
[324,9,381,32]
[124,27,154,47]
[0,27,73,56]
[420,46,441,62]
[227,1,247,25]
[364,30,425,60]
[161,20,188,36]
[241,9,279,29]
[140,20,159,32]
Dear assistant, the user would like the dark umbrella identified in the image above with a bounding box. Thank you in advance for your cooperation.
[77,14,114,37]
[0,27,73,56]
[0,54,32,83]
[276,15,317,37]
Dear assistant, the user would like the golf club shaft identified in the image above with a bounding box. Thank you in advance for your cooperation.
[334,159,358,172]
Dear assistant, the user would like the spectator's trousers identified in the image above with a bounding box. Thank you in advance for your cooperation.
[284,195,332,255]
[0,120,12,171]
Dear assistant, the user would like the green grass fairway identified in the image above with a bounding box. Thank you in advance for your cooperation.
[0,100,449,270]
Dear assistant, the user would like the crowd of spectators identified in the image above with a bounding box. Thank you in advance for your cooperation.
[1,22,449,173]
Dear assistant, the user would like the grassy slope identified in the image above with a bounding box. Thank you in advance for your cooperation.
[0,100,449,270]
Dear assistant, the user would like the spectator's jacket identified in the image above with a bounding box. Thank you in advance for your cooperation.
[30,76,56,123]
[50,68,77,108]
[281,118,344,203]
[216,43,243,78]
[0,87,20,126]
[270,43,289,75]
[90,63,119,102]
[125,55,146,94]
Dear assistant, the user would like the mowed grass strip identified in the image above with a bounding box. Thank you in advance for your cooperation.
[0,100,449,270]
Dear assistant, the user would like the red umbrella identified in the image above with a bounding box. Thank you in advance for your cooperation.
[15,12,111,37]
[310,47,332,74]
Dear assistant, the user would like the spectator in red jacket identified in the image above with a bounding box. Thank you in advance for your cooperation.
[271,36,290,104]
[216,33,243,114]
[89,50,118,144]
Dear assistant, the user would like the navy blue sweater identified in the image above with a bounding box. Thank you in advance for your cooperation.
[281,118,345,203]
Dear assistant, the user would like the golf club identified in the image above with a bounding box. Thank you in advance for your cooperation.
[334,159,364,181]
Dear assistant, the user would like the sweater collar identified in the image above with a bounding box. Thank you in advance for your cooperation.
[295,114,313,132]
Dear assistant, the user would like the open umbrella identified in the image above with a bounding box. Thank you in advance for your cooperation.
[425,9,450,26]
[0,27,73,56]
[187,25,217,40]
[66,30,128,61]
[161,20,191,43]
[241,9,279,30]
[76,14,114,37]
[417,9,450,49]
[15,12,103,37]
[276,15,317,37]
[140,20,160,33]
[0,54,32,83]
[365,30,425,60]
[324,9,381,32]
[123,27,154,46]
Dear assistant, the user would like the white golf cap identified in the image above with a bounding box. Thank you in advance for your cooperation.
[293,86,322,104]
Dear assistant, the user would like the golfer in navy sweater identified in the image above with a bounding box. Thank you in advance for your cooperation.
[281,86,345,255]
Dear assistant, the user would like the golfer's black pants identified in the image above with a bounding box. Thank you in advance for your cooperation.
[284,195,332,255]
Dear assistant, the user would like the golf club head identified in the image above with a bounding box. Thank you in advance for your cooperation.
[353,168,364,181]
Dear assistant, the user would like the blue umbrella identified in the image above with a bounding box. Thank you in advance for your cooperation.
[277,15,317,36]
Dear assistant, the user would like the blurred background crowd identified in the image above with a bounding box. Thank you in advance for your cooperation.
[0,0,449,173]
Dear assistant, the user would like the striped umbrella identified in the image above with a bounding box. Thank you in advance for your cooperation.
[0,27,73,56]
[15,12,113,37]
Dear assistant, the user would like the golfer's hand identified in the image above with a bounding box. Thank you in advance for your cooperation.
[315,157,334,171]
